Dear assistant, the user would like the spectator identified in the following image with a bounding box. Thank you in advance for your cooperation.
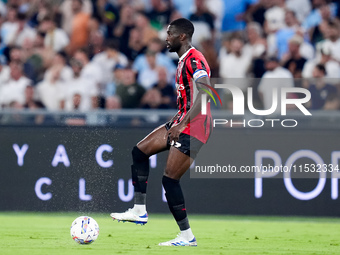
[5,12,36,47]
[190,0,215,33]
[219,37,252,90]
[0,59,10,103]
[22,31,55,84]
[244,22,266,59]
[73,48,102,107]
[147,0,173,31]
[133,38,176,81]
[44,51,73,83]
[23,85,45,109]
[286,0,311,24]
[250,0,272,27]
[282,35,307,78]
[0,61,32,108]
[116,68,145,108]
[39,16,69,53]
[36,51,73,111]
[302,44,340,79]
[105,63,127,98]
[264,0,288,57]
[307,64,337,110]
[88,29,105,58]
[121,27,147,62]
[172,0,194,19]
[71,93,82,110]
[135,12,159,46]
[205,0,224,33]
[141,88,163,109]
[0,1,6,17]
[302,0,336,31]
[1,0,339,114]
[91,0,119,39]
[316,20,340,62]
[189,0,215,43]
[60,0,92,35]
[60,57,98,111]
[92,39,128,95]
[66,0,91,55]
[16,1,32,18]
[258,57,294,111]
[309,4,333,45]
[0,59,10,84]
[199,38,219,77]
[113,4,135,48]
[27,0,53,28]
[275,9,300,59]
[264,0,286,33]
[105,95,122,110]
[138,50,161,90]
[221,0,258,33]
[8,46,23,62]
[151,66,176,109]
[244,22,267,79]
[0,12,5,52]
[269,9,315,61]
[1,5,18,45]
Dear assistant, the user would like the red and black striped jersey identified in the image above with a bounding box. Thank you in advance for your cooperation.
[174,47,212,144]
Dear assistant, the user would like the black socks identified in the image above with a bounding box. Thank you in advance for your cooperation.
[131,146,149,204]
[162,175,190,231]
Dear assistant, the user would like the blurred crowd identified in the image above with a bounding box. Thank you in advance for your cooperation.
[0,0,340,112]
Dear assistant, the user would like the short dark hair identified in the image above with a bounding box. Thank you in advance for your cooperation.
[266,56,279,63]
[73,0,83,5]
[105,39,120,51]
[315,63,326,75]
[56,51,67,60]
[328,19,340,30]
[169,18,194,39]
[76,47,89,56]
[17,12,26,21]
[286,9,296,18]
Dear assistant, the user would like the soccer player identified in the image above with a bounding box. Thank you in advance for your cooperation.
[110,18,212,246]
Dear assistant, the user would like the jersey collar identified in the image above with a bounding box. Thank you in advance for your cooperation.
[178,47,195,63]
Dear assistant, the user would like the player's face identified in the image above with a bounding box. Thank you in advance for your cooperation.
[166,25,181,52]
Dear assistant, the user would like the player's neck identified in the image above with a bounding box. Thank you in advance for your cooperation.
[177,44,193,58]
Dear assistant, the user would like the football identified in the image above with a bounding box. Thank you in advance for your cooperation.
[70,216,99,244]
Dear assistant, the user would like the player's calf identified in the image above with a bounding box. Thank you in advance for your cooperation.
[162,176,195,241]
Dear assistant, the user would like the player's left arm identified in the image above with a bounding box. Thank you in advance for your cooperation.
[166,75,212,143]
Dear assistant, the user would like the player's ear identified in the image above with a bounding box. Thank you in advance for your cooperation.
[179,33,186,41]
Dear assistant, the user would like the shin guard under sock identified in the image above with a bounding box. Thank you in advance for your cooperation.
[131,146,149,204]
[162,175,190,230]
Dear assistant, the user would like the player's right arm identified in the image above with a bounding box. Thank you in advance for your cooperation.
[168,112,180,124]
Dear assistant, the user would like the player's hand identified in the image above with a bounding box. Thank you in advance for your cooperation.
[164,123,186,144]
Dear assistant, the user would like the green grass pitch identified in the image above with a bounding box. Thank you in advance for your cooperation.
[1,212,340,255]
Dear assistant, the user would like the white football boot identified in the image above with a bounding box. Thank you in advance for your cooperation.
[158,233,197,246]
[110,208,148,225]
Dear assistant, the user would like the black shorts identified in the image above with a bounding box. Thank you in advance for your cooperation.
[165,122,204,159]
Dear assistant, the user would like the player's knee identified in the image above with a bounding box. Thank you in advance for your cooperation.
[162,175,179,188]
[163,169,180,180]
[162,176,185,207]
[132,146,149,163]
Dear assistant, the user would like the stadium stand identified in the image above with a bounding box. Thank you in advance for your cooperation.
[0,0,339,113]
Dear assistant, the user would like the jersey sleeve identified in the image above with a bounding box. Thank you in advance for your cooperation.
[187,55,210,82]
